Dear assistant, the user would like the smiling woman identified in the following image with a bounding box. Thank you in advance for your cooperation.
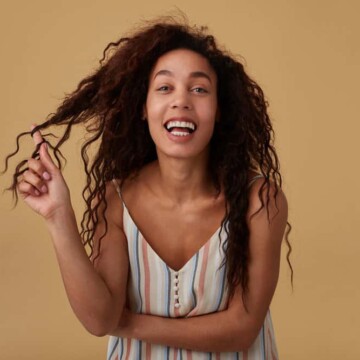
[145,49,218,159]
[3,14,292,360]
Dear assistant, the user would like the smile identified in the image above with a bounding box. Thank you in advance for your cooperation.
[164,120,197,136]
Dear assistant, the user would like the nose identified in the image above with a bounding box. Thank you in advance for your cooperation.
[170,89,192,110]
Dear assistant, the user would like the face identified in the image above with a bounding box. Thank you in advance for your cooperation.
[144,48,219,160]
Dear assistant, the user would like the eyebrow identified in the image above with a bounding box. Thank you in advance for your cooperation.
[153,69,212,84]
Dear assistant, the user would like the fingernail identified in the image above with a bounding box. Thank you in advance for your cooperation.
[43,171,51,180]
[41,185,47,193]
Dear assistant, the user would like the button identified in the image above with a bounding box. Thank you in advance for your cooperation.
[174,294,179,300]
[173,286,179,291]
[174,303,181,308]
[174,279,179,284]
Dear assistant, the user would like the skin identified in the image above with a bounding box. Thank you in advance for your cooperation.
[18,49,288,352]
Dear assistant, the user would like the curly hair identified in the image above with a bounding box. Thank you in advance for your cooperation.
[3,15,293,309]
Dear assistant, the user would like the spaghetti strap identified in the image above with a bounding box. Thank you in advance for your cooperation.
[248,173,264,187]
[111,178,124,202]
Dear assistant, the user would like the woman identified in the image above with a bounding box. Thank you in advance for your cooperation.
[4,16,292,359]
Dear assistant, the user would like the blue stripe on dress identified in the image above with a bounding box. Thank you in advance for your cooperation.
[163,263,171,359]
[134,227,143,313]
[165,264,171,316]
[107,337,119,360]
[138,340,142,359]
[119,338,124,359]
[191,253,199,309]
[135,230,143,359]
[215,258,227,311]
[260,325,265,360]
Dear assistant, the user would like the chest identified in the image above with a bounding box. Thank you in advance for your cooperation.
[123,197,226,271]
[124,211,230,318]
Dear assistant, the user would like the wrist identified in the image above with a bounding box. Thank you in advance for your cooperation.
[45,205,77,231]
[129,313,142,339]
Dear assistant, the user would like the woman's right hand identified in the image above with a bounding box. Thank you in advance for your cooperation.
[17,124,72,221]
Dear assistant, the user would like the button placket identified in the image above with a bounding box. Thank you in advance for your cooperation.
[174,272,181,308]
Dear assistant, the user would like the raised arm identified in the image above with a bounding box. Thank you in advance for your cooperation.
[111,178,288,352]
[18,125,129,336]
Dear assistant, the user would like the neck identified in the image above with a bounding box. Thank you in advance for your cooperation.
[151,151,215,206]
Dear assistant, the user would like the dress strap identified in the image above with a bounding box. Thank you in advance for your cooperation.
[111,178,124,202]
[248,174,264,187]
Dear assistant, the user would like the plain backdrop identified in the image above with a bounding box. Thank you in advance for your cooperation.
[1,0,359,359]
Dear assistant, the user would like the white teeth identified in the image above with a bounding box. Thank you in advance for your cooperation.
[165,121,195,131]
[171,131,191,137]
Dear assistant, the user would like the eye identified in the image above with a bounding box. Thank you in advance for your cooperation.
[157,85,171,92]
[192,87,208,93]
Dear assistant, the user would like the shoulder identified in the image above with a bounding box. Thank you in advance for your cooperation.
[247,174,288,228]
[95,179,126,230]
[119,161,158,203]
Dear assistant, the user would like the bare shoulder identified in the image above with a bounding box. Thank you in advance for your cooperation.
[118,162,157,203]
[247,174,288,229]
[91,181,129,266]
[96,179,125,230]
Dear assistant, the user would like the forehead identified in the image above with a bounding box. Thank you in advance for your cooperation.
[150,48,217,82]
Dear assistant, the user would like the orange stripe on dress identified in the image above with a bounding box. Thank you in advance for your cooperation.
[124,338,131,360]
[141,235,151,313]
[187,241,211,317]
[173,348,178,360]
[141,236,152,359]
[243,350,248,360]
[146,343,151,360]
[186,349,193,359]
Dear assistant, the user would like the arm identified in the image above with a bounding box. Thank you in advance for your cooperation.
[111,179,288,352]
[18,126,129,336]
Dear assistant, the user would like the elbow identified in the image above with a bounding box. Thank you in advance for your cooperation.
[233,323,262,352]
[240,335,257,352]
[81,308,123,338]
[82,318,113,337]
[87,326,108,338]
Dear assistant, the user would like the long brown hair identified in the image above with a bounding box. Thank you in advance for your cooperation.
[3,15,293,308]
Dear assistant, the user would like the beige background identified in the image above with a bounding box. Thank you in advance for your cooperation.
[1,0,359,358]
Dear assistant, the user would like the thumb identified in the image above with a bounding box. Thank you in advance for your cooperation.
[39,142,58,173]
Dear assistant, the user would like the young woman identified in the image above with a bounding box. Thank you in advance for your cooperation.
[5,16,292,359]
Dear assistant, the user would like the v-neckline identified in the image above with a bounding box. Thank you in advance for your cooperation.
[122,201,222,273]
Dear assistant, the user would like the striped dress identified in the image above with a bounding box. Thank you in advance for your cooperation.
[108,175,279,359]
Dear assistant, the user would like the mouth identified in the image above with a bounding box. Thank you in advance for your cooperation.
[163,118,197,136]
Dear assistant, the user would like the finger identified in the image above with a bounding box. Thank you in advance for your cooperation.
[27,158,51,181]
[18,179,41,197]
[39,141,58,173]
[23,169,48,194]
[31,123,43,147]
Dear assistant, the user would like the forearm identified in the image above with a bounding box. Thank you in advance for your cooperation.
[113,309,251,352]
[45,207,123,335]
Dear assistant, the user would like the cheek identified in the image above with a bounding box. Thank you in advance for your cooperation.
[146,96,166,120]
[200,100,218,123]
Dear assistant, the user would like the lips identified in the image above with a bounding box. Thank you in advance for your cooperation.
[163,117,197,133]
